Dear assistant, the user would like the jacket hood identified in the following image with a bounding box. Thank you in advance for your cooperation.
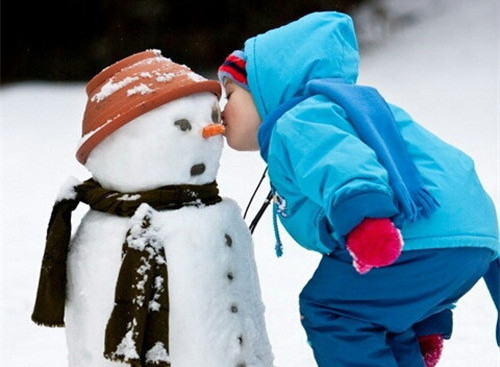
[244,12,359,118]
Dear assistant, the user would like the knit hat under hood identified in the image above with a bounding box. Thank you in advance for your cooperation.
[217,50,249,90]
[76,49,222,164]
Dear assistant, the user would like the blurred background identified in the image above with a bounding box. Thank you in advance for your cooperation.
[1,0,427,84]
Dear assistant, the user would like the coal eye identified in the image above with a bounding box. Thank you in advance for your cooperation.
[174,119,192,131]
[211,105,221,124]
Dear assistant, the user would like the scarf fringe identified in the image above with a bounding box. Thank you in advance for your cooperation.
[104,346,171,367]
[398,187,440,223]
[31,319,65,328]
[104,354,170,367]
[103,354,141,367]
[414,187,440,218]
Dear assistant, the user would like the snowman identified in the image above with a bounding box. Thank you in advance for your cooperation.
[32,49,275,367]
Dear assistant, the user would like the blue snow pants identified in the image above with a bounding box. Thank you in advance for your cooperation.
[299,247,493,367]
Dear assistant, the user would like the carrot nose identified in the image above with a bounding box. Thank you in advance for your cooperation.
[202,123,225,138]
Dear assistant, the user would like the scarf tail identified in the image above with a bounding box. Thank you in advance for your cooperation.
[31,267,67,327]
[32,198,79,327]
[104,207,170,366]
[414,187,440,219]
[306,79,439,224]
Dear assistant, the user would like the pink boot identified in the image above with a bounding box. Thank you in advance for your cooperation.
[418,334,444,367]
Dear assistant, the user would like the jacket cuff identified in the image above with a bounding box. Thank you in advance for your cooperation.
[329,191,398,238]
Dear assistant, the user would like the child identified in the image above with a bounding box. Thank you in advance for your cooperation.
[218,11,499,367]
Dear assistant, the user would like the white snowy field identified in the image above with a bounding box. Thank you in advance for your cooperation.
[1,0,499,366]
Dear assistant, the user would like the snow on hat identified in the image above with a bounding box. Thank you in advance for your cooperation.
[76,49,222,164]
[218,50,249,90]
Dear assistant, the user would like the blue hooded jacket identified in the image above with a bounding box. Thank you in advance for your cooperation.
[243,12,499,256]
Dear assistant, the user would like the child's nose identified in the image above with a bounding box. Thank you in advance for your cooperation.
[202,123,225,138]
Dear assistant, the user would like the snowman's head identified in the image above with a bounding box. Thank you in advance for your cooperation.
[76,49,224,192]
[85,92,224,191]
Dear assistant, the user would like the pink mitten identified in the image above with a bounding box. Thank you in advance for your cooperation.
[418,334,444,367]
[346,218,402,274]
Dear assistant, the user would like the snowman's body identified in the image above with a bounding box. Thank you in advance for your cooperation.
[64,93,274,366]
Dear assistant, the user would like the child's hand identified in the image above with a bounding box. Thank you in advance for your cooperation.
[346,218,403,274]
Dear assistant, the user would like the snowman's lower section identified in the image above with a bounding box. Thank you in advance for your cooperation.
[66,212,128,366]
[65,199,274,367]
[160,199,274,367]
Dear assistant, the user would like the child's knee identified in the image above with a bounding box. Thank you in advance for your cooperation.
[298,295,329,339]
[298,296,314,328]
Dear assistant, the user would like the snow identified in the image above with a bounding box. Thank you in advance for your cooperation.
[145,342,170,364]
[56,176,82,202]
[1,0,499,366]
[127,83,154,96]
[115,327,140,361]
[154,73,175,83]
[116,194,142,201]
[92,77,140,102]
[78,117,117,149]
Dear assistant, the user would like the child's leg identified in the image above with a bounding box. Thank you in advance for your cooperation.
[300,298,424,367]
[413,310,452,367]
[414,309,453,340]
[387,328,426,367]
[299,247,492,366]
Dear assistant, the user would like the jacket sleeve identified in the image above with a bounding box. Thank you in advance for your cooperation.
[271,97,399,241]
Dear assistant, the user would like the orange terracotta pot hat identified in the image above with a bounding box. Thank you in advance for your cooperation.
[76,49,222,164]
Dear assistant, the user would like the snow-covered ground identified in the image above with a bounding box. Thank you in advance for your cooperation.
[1,0,498,365]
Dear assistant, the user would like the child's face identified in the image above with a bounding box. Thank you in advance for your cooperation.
[221,80,261,151]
